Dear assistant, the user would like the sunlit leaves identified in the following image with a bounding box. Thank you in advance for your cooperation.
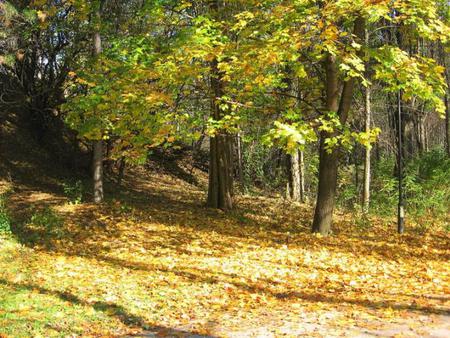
[373,46,447,116]
[264,121,317,154]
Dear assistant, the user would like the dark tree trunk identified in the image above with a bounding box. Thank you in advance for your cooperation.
[207,58,233,210]
[105,139,114,175]
[117,157,126,186]
[299,150,306,203]
[236,133,244,188]
[312,17,365,235]
[207,135,233,210]
[206,0,233,210]
[312,52,340,235]
[312,137,339,234]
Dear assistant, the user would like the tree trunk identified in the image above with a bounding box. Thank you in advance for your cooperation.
[117,156,126,186]
[446,93,450,156]
[236,133,244,188]
[290,151,301,201]
[207,58,233,210]
[93,140,104,203]
[312,52,340,235]
[312,17,365,234]
[206,0,233,210]
[312,137,339,234]
[299,150,306,203]
[92,3,104,203]
[362,82,371,213]
[207,134,233,210]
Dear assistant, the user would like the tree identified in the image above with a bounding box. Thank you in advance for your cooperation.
[92,0,104,203]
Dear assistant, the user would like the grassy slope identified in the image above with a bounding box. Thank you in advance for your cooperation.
[0,107,449,337]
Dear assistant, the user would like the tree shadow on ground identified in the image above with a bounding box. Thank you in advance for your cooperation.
[83,254,450,318]
[0,278,214,337]
[6,183,450,325]
[147,148,201,188]
[9,177,449,266]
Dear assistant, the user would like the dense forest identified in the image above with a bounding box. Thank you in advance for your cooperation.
[0,0,449,337]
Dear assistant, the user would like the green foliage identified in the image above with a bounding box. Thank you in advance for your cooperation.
[0,195,11,235]
[264,121,317,155]
[62,180,84,205]
[337,148,449,229]
[373,47,447,116]
[337,165,361,210]
[29,207,64,238]
[243,142,284,192]
[372,149,450,225]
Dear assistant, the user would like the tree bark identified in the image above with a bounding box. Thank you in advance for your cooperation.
[312,52,340,235]
[299,150,306,203]
[92,3,104,203]
[312,136,340,234]
[446,94,450,156]
[363,80,372,213]
[117,156,126,186]
[207,58,233,210]
[290,151,301,201]
[93,140,104,203]
[206,0,233,210]
[312,17,365,234]
[236,133,244,188]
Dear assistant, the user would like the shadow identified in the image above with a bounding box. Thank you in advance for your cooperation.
[273,290,450,317]
[34,250,447,319]
[9,176,449,265]
[148,148,200,187]
[0,278,215,337]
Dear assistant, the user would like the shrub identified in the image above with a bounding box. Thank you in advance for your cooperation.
[336,148,449,229]
[0,195,11,235]
[62,180,83,204]
[29,207,64,238]
[370,149,449,225]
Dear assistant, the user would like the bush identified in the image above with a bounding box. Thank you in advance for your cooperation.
[29,207,64,238]
[62,180,83,204]
[336,148,449,229]
[0,195,11,235]
[371,149,449,226]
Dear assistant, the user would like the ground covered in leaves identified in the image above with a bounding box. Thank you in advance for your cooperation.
[0,166,449,337]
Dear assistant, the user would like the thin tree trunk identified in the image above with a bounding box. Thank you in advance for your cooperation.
[93,140,104,203]
[290,151,301,201]
[440,43,450,156]
[92,3,103,203]
[446,93,450,156]
[299,150,306,203]
[363,80,372,213]
[236,133,244,188]
[117,156,126,186]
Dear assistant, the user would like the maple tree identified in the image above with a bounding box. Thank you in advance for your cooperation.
[0,0,449,335]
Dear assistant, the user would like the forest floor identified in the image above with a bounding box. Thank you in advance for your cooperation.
[0,107,449,338]
[0,161,449,337]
